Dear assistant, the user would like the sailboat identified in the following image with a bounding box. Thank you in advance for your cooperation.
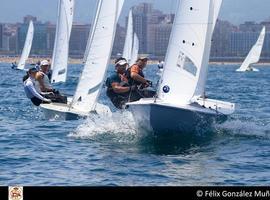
[236,26,266,72]
[50,0,74,83]
[126,0,235,134]
[13,20,34,70]
[40,0,124,120]
[122,9,139,65]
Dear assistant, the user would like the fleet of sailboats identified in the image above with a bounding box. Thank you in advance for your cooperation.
[41,0,124,120]
[21,0,266,135]
[15,20,34,71]
[50,0,74,83]
[236,26,266,72]
[126,0,235,134]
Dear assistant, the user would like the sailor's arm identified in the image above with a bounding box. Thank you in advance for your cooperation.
[26,82,50,102]
[130,72,147,84]
[111,82,133,94]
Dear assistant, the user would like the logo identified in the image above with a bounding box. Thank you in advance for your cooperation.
[9,186,23,200]
[163,85,170,93]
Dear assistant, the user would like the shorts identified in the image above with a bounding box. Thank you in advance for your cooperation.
[31,97,43,106]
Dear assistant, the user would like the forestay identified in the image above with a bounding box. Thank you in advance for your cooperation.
[17,21,34,70]
[237,26,266,71]
[51,0,74,83]
[71,0,124,113]
[158,0,220,104]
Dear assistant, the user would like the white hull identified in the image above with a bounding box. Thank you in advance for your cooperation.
[236,66,259,72]
[126,98,235,134]
[40,101,111,120]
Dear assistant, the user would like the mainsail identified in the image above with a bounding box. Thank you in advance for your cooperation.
[122,9,134,63]
[17,20,34,70]
[71,0,124,113]
[158,0,220,104]
[130,33,139,65]
[237,26,266,72]
[51,0,74,83]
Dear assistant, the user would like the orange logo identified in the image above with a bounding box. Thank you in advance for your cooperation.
[9,187,23,200]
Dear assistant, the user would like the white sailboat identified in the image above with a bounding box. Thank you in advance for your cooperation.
[41,0,124,120]
[50,0,74,83]
[126,0,235,134]
[122,9,139,65]
[236,26,266,72]
[16,20,34,70]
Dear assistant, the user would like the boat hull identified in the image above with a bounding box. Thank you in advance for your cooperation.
[127,100,229,135]
[40,102,111,120]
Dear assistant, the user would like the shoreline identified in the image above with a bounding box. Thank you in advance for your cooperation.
[0,56,270,66]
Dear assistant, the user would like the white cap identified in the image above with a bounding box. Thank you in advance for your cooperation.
[116,60,128,66]
[40,60,50,66]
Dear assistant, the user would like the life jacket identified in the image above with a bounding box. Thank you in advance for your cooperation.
[126,64,145,86]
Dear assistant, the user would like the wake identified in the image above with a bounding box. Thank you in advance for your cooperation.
[215,119,270,139]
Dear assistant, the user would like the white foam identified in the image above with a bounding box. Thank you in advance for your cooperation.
[69,110,140,143]
[215,119,270,139]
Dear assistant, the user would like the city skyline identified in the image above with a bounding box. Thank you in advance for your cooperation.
[0,0,270,26]
[1,2,270,61]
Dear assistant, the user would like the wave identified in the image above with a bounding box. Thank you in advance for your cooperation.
[215,119,270,139]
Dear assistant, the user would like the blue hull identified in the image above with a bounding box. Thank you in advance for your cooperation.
[128,103,227,135]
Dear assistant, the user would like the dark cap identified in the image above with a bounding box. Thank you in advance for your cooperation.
[28,67,38,73]
[136,57,148,62]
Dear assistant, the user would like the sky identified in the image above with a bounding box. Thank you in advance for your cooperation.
[0,0,270,26]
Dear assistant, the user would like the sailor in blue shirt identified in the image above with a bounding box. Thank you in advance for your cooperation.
[106,60,140,109]
[23,68,52,106]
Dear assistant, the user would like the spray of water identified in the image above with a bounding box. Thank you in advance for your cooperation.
[215,119,270,139]
[68,110,143,144]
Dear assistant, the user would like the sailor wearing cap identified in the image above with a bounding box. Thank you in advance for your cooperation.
[126,57,157,98]
[23,67,52,106]
[105,59,140,109]
[35,60,53,93]
[126,57,152,88]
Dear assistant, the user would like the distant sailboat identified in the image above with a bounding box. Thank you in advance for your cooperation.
[15,20,34,70]
[50,0,74,83]
[236,26,266,72]
[127,0,235,134]
[122,9,139,65]
[41,0,124,120]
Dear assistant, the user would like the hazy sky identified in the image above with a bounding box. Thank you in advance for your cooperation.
[0,0,270,25]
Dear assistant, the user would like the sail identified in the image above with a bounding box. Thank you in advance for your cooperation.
[83,0,101,64]
[158,0,219,104]
[195,0,222,96]
[237,26,266,72]
[122,9,133,63]
[17,21,34,70]
[51,0,74,83]
[71,0,124,113]
[130,33,139,65]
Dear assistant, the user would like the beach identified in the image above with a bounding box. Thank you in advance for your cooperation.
[0,56,162,65]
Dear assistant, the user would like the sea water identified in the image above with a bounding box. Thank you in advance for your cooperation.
[0,62,270,186]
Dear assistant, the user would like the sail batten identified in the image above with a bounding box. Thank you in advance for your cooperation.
[17,21,34,70]
[71,0,124,113]
[51,0,74,83]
